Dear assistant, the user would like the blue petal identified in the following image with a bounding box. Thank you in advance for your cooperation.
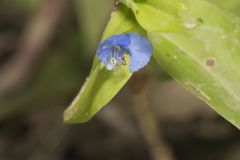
[125,34,153,72]
[98,34,130,52]
[97,34,130,65]
[97,33,153,72]
[97,46,111,64]
[105,34,131,47]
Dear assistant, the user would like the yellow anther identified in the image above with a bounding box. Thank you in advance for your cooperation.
[110,58,117,64]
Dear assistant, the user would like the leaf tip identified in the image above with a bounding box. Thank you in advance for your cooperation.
[63,107,91,124]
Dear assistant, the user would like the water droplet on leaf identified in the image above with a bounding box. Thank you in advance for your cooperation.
[183,17,204,29]
[173,54,178,60]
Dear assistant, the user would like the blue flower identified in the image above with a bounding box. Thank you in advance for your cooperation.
[97,33,153,72]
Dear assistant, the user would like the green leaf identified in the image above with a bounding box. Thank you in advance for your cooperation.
[148,0,240,128]
[210,0,240,17]
[210,0,240,14]
[63,6,145,123]
[120,0,186,32]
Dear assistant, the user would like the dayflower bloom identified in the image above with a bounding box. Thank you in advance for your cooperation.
[97,33,153,72]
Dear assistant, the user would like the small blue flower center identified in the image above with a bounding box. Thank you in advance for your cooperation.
[107,46,126,66]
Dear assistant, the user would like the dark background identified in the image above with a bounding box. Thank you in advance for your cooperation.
[0,0,239,160]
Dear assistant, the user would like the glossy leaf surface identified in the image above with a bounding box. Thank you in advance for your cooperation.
[148,0,240,128]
